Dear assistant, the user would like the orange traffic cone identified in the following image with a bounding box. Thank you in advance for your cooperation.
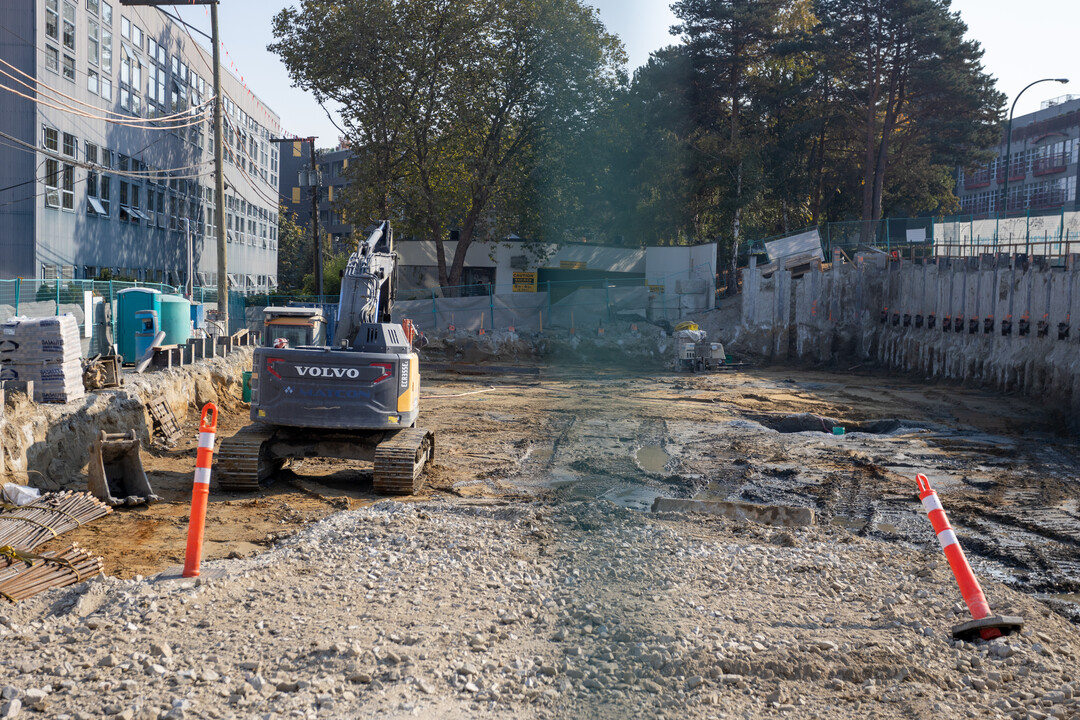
[183,404,218,577]
[916,474,1023,641]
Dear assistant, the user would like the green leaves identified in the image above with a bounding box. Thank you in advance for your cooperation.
[270,0,623,287]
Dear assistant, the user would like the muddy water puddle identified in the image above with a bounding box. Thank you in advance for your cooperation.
[636,445,669,474]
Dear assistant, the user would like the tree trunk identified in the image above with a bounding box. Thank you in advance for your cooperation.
[860,94,878,244]
[871,61,906,224]
[860,18,882,245]
[810,120,827,224]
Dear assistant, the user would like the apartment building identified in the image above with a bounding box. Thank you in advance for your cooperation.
[957,95,1080,217]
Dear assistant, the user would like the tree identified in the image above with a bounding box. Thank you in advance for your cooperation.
[270,0,624,290]
[275,204,310,293]
[812,0,1004,239]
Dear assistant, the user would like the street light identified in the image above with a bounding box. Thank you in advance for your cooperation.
[1001,78,1069,216]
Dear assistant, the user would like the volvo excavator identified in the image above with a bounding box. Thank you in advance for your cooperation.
[216,221,435,495]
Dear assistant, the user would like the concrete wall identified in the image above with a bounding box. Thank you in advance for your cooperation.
[731,253,1080,411]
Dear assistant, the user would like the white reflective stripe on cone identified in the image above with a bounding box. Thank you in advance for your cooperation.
[937,528,958,549]
[194,466,212,485]
[921,494,944,513]
[198,432,216,450]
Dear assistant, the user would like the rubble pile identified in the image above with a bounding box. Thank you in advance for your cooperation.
[2,500,1078,719]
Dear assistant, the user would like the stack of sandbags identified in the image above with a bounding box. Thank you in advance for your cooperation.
[0,315,85,403]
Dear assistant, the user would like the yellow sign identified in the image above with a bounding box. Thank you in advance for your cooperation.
[560,260,587,270]
[512,272,537,292]
[648,285,666,293]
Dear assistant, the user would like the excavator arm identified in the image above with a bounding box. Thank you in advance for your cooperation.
[334,220,396,347]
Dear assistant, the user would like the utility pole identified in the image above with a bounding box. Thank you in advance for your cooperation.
[309,138,322,297]
[121,0,229,333]
[270,135,320,296]
[211,2,227,332]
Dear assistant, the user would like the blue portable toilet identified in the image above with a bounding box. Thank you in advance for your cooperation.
[190,302,206,331]
[134,309,159,360]
[116,288,161,363]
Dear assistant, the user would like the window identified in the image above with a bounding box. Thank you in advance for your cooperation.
[86,144,105,216]
[42,126,58,152]
[87,0,98,14]
[87,68,98,94]
[45,45,59,74]
[121,16,129,40]
[61,164,74,210]
[44,159,60,208]
[101,25,112,73]
[88,19,99,66]
[119,44,141,114]
[46,0,59,41]
[62,54,75,81]
[62,132,76,158]
[148,37,165,65]
[131,24,142,48]
[102,1,111,24]
[100,76,112,101]
[62,2,75,51]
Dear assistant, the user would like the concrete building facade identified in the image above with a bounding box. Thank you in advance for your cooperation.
[0,0,280,289]
[957,95,1080,217]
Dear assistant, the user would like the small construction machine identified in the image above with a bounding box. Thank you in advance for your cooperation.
[217,221,435,494]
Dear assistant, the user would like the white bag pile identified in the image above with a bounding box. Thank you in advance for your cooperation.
[0,315,85,403]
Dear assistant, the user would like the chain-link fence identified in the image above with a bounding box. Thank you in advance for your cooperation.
[237,262,716,340]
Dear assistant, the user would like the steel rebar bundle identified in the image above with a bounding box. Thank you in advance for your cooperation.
[0,491,112,550]
[0,544,103,603]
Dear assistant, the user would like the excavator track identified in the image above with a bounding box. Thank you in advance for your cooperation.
[216,424,282,492]
[373,428,435,495]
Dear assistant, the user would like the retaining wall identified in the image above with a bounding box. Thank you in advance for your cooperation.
[1,349,250,489]
[731,253,1080,411]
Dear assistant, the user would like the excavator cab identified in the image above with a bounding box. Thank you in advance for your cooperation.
[262,307,327,348]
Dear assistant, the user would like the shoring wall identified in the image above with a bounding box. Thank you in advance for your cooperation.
[731,252,1080,411]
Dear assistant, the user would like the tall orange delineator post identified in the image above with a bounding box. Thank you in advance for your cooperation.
[183,403,218,578]
[916,474,1023,641]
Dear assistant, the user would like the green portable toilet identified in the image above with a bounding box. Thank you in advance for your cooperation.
[158,294,192,347]
[115,288,161,363]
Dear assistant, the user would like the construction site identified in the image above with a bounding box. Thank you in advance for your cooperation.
[2,238,1080,720]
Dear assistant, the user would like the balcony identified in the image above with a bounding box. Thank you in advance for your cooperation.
[963,168,991,189]
[1029,188,1068,209]
[996,167,1026,184]
[1032,152,1069,176]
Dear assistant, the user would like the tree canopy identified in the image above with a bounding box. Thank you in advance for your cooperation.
[270,0,625,289]
[270,0,1003,284]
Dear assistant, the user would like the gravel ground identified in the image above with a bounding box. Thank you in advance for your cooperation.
[2,499,1080,720]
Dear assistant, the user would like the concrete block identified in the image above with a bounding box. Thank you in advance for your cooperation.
[650,498,815,527]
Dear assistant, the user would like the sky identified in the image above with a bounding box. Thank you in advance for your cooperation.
[183,0,1078,145]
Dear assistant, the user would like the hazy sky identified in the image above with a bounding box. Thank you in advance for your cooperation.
[182,1,1077,145]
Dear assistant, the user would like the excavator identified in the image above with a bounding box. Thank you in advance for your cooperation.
[216,221,435,495]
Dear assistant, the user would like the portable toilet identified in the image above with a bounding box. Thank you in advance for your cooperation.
[190,302,205,332]
[134,310,159,360]
[115,288,161,363]
[159,294,192,346]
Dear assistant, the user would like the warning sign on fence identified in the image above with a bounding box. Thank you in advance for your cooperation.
[512,272,537,292]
